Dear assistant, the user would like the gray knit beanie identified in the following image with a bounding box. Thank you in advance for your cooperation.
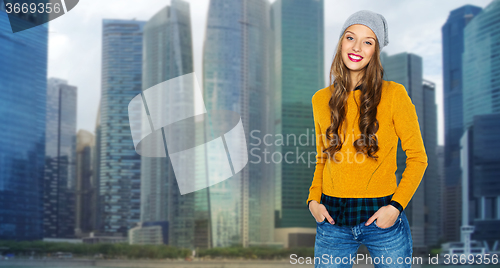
[339,10,389,50]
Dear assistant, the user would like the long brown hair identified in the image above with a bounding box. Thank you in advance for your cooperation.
[324,30,384,162]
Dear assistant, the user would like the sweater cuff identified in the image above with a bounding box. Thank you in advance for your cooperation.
[389,200,404,213]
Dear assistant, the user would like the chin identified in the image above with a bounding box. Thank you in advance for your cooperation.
[344,63,365,72]
[342,58,362,70]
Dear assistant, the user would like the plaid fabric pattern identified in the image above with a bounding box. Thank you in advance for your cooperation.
[318,193,403,227]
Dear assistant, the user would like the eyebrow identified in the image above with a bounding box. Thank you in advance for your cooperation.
[346,30,376,41]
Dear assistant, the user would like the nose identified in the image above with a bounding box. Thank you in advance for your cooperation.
[352,40,361,53]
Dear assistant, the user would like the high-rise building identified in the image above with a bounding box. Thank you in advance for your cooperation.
[0,4,48,241]
[462,1,500,129]
[422,80,442,248]
[460,114,500,249]
[436,145,445,244]
[441,4,482,243]
[381,52,426,253]
[193,114,211,249]
[75,129,95,237]
[93,103,102,235]
[140,0,195,249]
[462,0,500,249]
[0,3,48,240]
[99,19,146,236]
[203,0,274,247]
[44,78,77,238]
[271,0,324,230]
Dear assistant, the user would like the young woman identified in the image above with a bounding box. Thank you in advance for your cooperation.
[306,10,428,268]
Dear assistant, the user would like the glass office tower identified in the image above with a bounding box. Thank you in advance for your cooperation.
[93,104,102,234]
[462,0,500,249]
[99,19,146,236]
[441,5,482,243]
[464,114,500,249]
[44,78,77,238]
[271,0,324,230]
[462,1,500,129]
[0,5,48,240]
[141,0,195,248]
[422,80,441,248]
[203,0,274,247]
[75,129,95,236]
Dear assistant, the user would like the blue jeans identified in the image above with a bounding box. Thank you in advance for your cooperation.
[314,210,413,267]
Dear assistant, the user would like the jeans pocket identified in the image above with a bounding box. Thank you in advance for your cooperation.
[373,215,401,230]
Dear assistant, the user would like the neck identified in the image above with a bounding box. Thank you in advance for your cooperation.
[349,70,363,91]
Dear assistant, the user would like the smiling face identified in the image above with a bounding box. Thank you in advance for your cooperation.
[341,24,377,79]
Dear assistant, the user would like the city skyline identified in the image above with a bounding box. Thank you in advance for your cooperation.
[0,0,498,253]
[46,0,493,146]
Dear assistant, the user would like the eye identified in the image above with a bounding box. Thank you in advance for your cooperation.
[365,41,372,45]
[347,36,353,41]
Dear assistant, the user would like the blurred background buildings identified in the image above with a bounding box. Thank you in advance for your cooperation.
[0,0,499,254]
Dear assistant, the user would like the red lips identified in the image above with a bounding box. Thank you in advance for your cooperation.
[348,53,363,62]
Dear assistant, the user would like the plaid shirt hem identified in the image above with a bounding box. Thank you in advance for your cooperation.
[308,193,403,227]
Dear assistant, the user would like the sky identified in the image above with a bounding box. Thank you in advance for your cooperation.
[47,0,494,146]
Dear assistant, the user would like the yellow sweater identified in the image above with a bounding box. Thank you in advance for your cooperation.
[306,80,428,210]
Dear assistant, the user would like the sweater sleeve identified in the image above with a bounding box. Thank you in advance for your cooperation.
[306,96,328,207]
[390,85,428,210]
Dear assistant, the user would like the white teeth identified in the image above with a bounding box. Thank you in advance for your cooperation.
[350,55,362,60]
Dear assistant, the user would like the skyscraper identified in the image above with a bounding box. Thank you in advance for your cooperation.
[99,19,146,236]
[436,145,445,243]
[381,52,426,253]
[271,0,324,232]
[44,78,77,238]
[0,5,48,240]
[462,0,500,249]
[203,0,274,247]
[460,114,500,249]
[422,80,441,248]
[75,129,95,237]
[140,0,195,248]
[462,1,500,129]
[441,4,482,243]
[93,103,102,235]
